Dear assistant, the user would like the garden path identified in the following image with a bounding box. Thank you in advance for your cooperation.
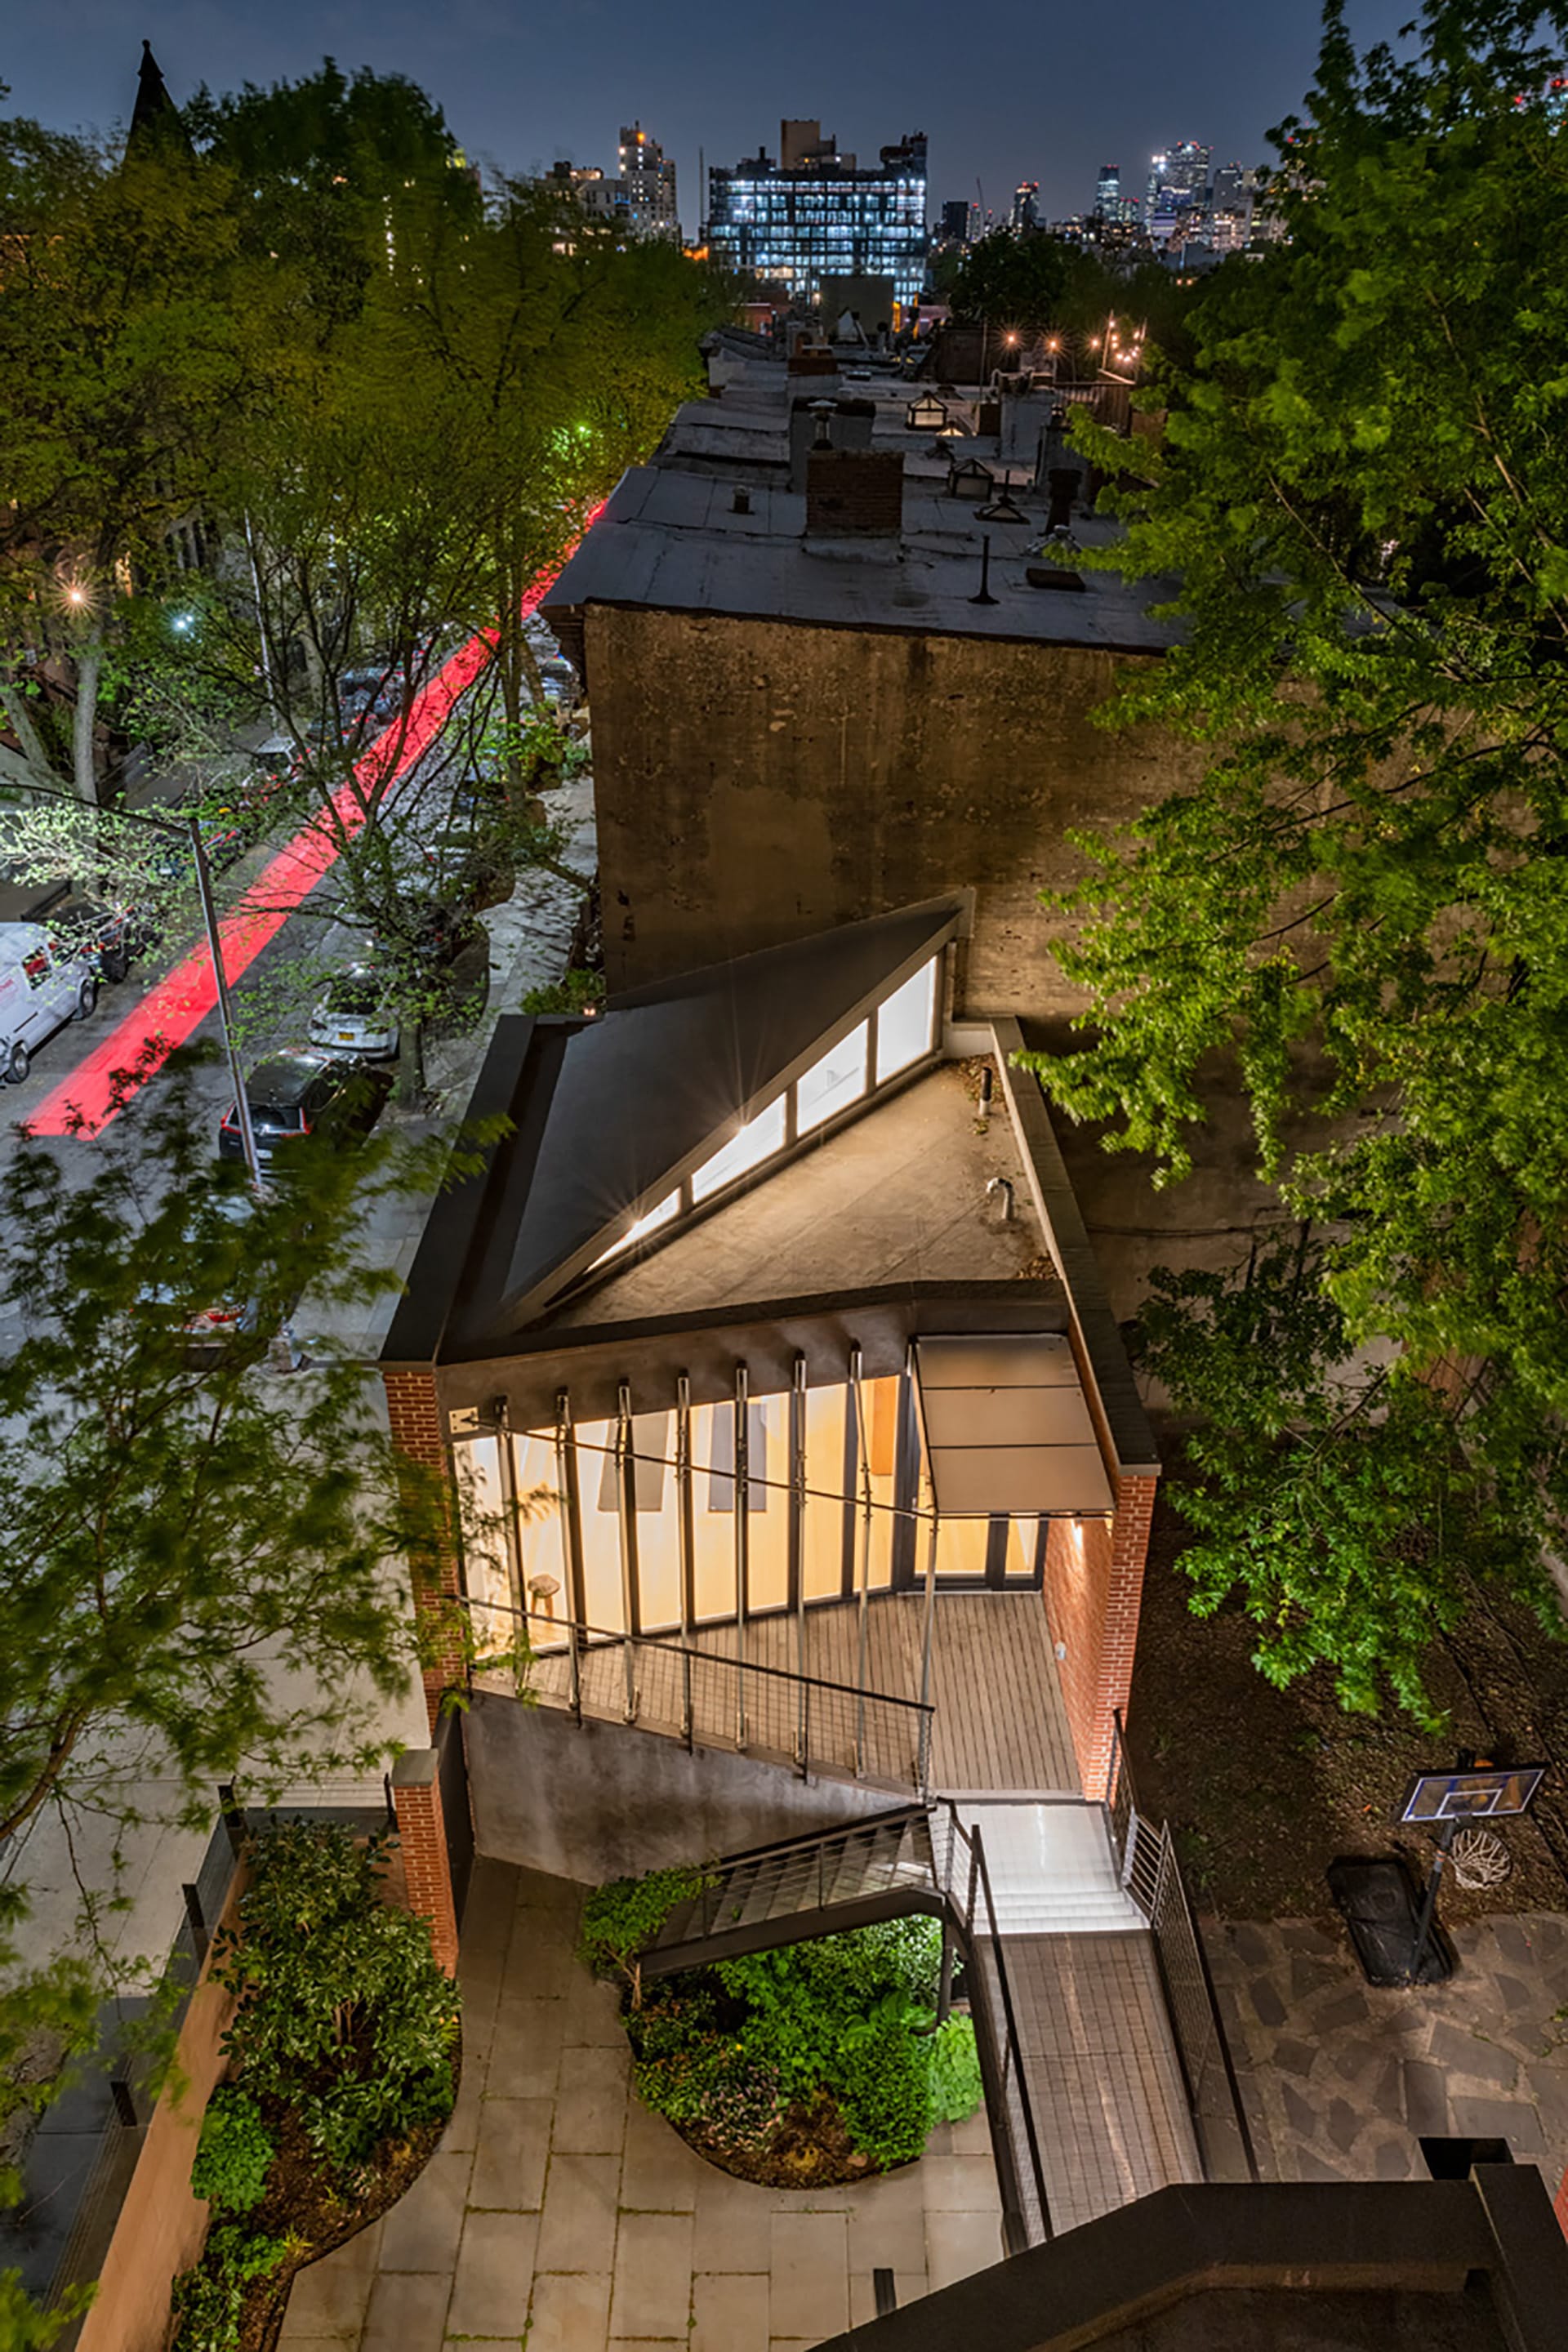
[277,1855,1004,2351]
[1207,1913,1568,2194]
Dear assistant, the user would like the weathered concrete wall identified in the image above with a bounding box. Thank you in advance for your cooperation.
[585,606,1205,1010]
[466,1692,896,1882]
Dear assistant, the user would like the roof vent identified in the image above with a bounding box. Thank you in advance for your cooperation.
[732,488,752,514]
[1025,565,1087,593]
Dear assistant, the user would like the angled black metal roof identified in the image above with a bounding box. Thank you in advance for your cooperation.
[383,898,961,1365]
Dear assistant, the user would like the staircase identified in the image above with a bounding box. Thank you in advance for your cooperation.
[642,1806,943,1980]
[955,1802,1146,1935]
[632,1802,1053,2254]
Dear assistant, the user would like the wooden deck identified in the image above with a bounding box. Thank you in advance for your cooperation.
[511,1589,1082,1800]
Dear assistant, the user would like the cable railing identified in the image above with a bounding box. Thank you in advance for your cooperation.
[635,1801,1050,2255]
[464,1597,933,1794]
[1107,1713,1259,2185]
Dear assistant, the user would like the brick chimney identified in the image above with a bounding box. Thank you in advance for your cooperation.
[804,447,905,539]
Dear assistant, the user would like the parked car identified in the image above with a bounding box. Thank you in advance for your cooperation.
[140,1192,309,1367]
[0,921,97,1084]
[308,967,400,1061]
[218,1051,394,1175]
[537,657,578,706]
[42,891,153,986]
[421,820,515,913]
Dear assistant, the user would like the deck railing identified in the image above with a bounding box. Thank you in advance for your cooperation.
[1107,1713,1259,2185]
[466,1597,933,1795]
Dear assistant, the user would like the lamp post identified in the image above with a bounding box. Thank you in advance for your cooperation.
[185,813,261,1187]
[10,782,262,1187]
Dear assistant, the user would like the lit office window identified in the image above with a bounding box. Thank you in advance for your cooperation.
[796,1022,868,1134]
[691,1098,787,1201]
[875,960,938,1084]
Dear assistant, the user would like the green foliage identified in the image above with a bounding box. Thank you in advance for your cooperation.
[578,1869,707,2001]
[621,1908,954,2172]
[0,2273,96,2352]
[0,1047,437,1852]
[929,2016,984,2126]
[521,969,605,1018]
[213,1823,460,2178]
[1019,0,1568,1710]
[189,2087,274,2216]
[169,2229,289,2352]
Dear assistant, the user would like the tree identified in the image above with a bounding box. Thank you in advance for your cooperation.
[0,117,253,801]
[1021,0,1568,1716]
[0,1052,449,2150]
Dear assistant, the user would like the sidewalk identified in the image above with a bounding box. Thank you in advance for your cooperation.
[1207,1913,1568,2192]
[278,1856,1003,2351]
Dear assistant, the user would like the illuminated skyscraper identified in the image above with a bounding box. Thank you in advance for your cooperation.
[1146,140,1212,238]
[708,123,929,310]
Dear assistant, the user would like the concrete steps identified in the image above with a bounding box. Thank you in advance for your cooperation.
[954,1799,1144,1935]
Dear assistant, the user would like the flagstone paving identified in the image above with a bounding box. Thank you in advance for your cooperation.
[278,1856,1004,2351]
[1205,1913,1568,2194]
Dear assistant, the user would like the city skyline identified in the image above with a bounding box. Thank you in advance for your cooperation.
[7,0,1419,232]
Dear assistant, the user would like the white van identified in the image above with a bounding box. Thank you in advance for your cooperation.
[0,922,99,1085]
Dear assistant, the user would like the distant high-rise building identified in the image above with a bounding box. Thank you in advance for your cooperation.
[707,122,929,310]
[548,124,679,242]
[1146,140,1212,238]
[617,122,679,239]
[1011,180,1040,233]
[1094,163,1141,231]
[938,197,973,247]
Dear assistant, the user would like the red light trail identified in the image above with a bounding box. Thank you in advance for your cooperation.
[25,514,600,1138]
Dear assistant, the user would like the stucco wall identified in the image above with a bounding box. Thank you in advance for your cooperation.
[466,1692,896,1882]
[584,606,1205,1009]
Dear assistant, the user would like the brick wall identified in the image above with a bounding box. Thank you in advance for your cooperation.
[584,606,1206,1007]
[804,447,905,537]
[392,1751,461,1977]
[381,1367,466,1734]
[1043,1472,1158,1801]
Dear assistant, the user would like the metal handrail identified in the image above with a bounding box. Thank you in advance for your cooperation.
[461,1596,936,1717]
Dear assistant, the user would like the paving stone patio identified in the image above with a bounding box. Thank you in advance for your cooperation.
[278,1856,1004,2350]
[1206,1913,1568,2195]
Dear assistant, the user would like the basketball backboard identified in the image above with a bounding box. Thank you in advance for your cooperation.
[1400,1765,1546,1824]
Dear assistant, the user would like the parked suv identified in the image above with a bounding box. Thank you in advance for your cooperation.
[218,1051,393,1174]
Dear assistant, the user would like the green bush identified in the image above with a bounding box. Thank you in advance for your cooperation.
[189,2087,274,2215]
[618,1902,956,2173]
[929,2016,984,2125]
[171,2228,288,2352]
[521,968,604,1018]
[577,1866,706,2004]
[212,1823,460,2177]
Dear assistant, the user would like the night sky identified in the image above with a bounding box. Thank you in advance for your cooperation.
[6,0,1415,225]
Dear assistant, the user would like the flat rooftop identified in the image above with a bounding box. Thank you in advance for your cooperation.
[544,353,1183,656]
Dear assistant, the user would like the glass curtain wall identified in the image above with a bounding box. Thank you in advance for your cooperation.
[455,1343,1047,1655]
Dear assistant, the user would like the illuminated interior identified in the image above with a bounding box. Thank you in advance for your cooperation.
[456,1345,1067,1659]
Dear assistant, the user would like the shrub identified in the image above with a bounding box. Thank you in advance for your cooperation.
[619,1905,956,2174]
[170,2231,287,2352]
[212,1823,460,2177]
[189,2087,274,2215]
[521,968,604,1018]
[929,2016,984,2125]
[577,1866,707,2007]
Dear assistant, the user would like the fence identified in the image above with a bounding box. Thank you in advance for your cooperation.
[467,1600,933,1795]
[9,1788,398,2344]
[1107,1716,1258,2185]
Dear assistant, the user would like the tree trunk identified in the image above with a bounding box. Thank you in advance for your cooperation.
[72,639,104,804]
[396,1017,426,1108]
[0,682,60,790]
